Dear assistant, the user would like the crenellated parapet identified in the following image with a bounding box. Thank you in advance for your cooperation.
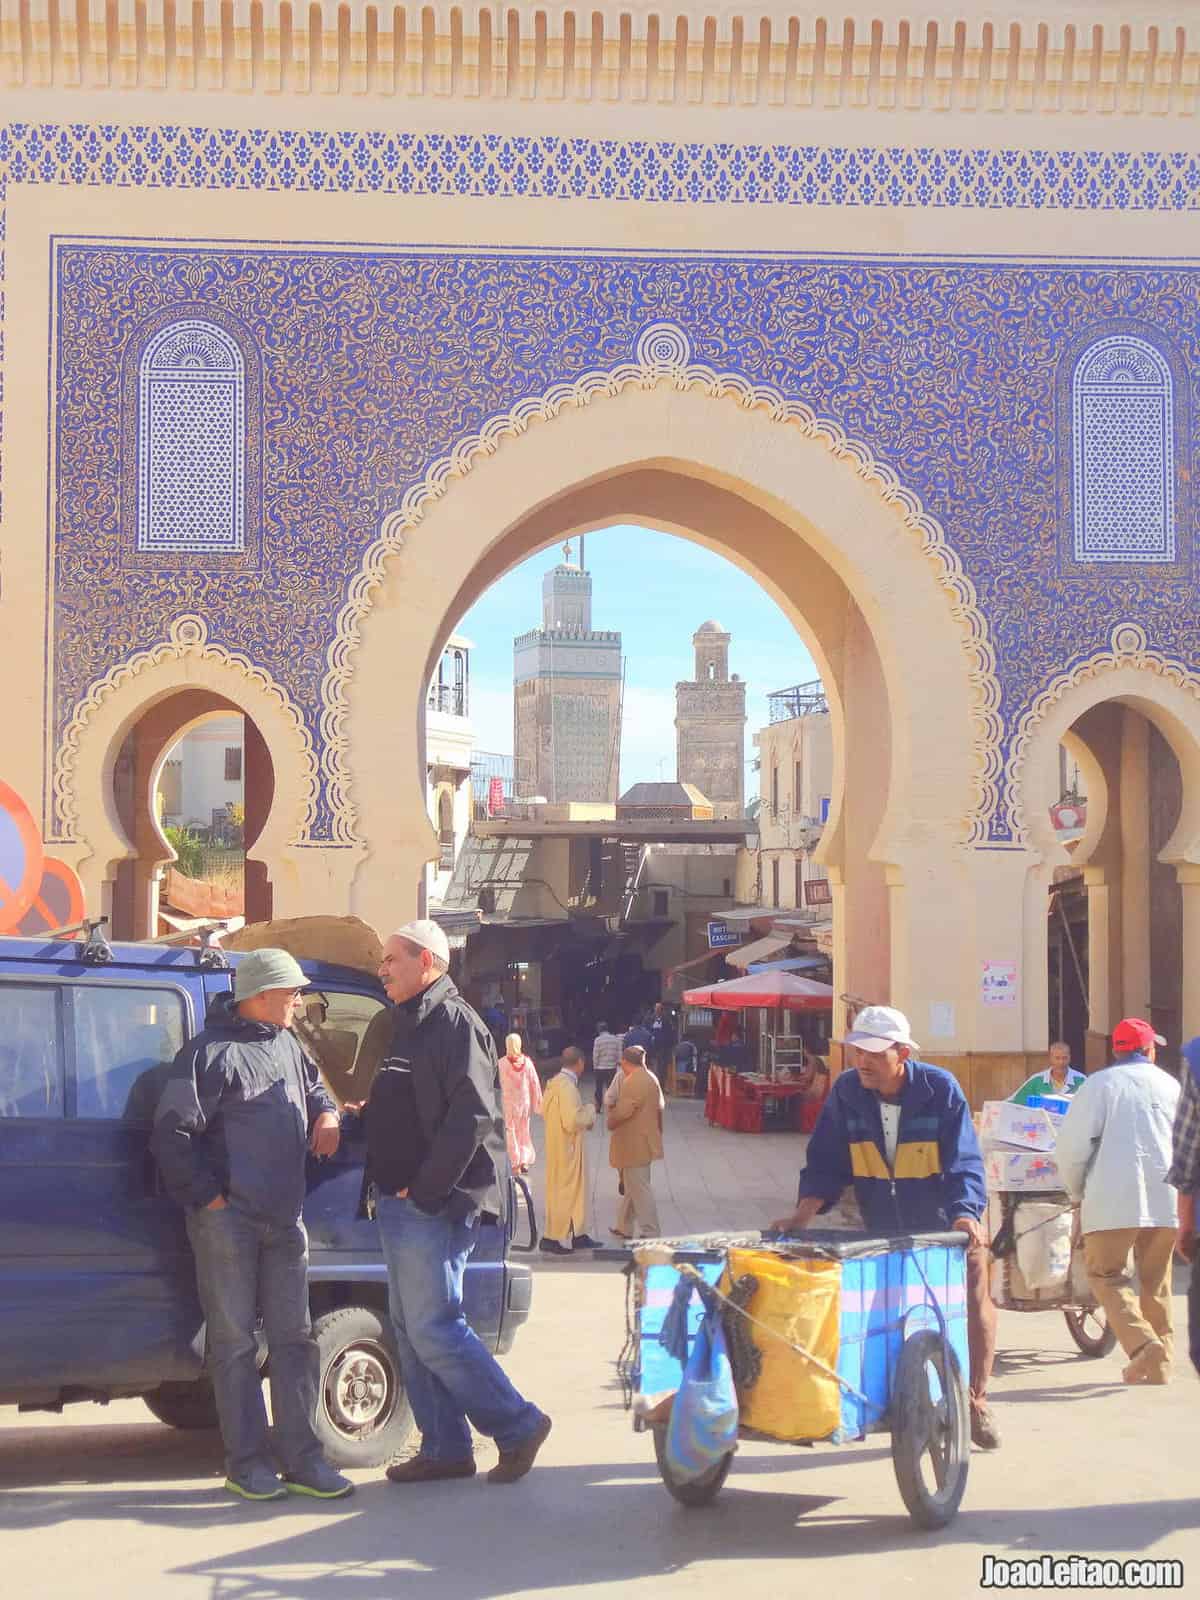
[1,3,1198,115]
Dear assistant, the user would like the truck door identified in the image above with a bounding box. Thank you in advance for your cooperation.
[25,976,202,1390]
[0,978,71,1391]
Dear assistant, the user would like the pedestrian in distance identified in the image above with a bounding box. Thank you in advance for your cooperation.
[1056,1017,1181,1385]
[1008,1040,1086,1106]
[623,1017,653,1056]
[607,1045,664,1240]
[770,1004,1001,1450]
[498,1031,542,1175]
[364,920,552,1485]
[539,1046,602,1255]
[647,1001,676,1089]
[151,948,352,1503]
[1168,1035,1200,1380]
[591,1020,622,1113]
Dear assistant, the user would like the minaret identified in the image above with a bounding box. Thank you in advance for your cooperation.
[675,620,746,819]
[513,545,623,803]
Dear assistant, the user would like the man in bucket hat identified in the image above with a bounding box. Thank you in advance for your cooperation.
[772,1003,999,1449]
[152,948,350,1502]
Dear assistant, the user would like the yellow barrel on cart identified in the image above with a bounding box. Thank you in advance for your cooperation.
[720,1248,842,1440]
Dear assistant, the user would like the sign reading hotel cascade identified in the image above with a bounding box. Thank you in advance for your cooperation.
[707,920,741,950]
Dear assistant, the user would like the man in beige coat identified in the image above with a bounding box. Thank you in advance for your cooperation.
[607,1045,664,1239]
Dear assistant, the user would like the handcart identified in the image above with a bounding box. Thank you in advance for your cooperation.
[618,1228,971,1530]
[987,1189,1115,1357]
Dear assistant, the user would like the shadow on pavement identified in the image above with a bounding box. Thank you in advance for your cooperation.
[161,1487,1200,1600]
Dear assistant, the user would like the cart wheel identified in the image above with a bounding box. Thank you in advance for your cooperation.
[891,1329,970,1531]
[1064,1306,1117,1357]
[651,1423,734,1507]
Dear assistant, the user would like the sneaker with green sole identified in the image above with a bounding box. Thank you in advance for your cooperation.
[225,1467,288,1502]
[281,1463,355,1499]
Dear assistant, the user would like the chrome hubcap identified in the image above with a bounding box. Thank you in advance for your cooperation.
[327,1343,394,1435]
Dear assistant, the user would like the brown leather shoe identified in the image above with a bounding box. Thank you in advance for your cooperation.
[385,1455,476,1484]
[487,1415,552,1484]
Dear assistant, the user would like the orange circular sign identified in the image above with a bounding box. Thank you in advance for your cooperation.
[15,857,87,937]
[0,779,45,934]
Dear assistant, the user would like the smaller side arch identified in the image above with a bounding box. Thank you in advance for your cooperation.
[51,615,319,919]
[1010,627,1200,867]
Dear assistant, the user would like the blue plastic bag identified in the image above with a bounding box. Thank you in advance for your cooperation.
[664,1309,739,1481]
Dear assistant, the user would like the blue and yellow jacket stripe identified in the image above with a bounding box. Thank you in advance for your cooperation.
[797,1058,986,1233]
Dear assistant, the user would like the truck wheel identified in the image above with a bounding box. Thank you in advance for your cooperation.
[313,1306,413,1469]
[143,1378,220,1431]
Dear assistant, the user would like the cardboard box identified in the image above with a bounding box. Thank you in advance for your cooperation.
[985,1148,1063,1193]
[978,1100,1058,1154]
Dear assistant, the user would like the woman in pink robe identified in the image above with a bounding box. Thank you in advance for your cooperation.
[499,1033,543,1173]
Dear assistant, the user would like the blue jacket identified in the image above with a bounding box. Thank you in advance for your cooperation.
[798,1057,986,1234]
[151,992,335,1224]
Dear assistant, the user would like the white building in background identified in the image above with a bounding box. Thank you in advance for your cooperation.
[753,681,833,911]
[426,633,476,908]
[158,715,244,833]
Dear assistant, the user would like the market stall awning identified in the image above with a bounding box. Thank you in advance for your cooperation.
[724,933,791,969]
[682,971,835,1012]
[747,955,829,974]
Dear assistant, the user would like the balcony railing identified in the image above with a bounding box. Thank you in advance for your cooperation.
[768,680,828,722]
[428,684,467,717]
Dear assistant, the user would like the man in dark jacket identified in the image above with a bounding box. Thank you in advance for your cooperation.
[647,1002,675,1088]
[772,1004,999,1451]
[365,919,551,1486]
[151,948,351,1502]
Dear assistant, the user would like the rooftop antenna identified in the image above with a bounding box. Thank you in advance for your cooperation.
[579,533,586,571]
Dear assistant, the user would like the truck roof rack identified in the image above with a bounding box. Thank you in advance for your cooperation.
[40,917,115,965]
[130,916,244,969]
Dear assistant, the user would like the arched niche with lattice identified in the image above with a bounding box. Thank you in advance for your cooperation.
[137,319,246,554]
[1071,334,1175,565]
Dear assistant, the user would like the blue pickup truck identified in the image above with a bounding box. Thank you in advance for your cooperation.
[0,927,534,1465]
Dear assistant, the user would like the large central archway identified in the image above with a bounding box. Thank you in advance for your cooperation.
[345,380,992,1062]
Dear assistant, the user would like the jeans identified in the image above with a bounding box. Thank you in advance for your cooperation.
[1189,1257,1200,1379]
[376,1195,544,1461]
[186,1204,322,1481]
[593,1068,615,1112]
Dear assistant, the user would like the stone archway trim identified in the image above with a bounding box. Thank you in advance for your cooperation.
[322,322,1004,844]
[54,612,318,843]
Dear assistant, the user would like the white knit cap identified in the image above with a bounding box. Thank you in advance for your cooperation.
[392,918,451,965]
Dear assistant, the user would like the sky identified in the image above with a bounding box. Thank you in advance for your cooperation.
[453,524,819,791]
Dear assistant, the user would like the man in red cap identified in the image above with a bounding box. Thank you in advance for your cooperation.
[1056,1018,1181,1384]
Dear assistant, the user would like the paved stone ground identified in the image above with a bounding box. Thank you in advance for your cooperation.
[526,1083,809,1242]
[2,1092,1197,1599]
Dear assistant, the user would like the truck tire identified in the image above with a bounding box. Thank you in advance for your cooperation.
[313,1305,414,1469]
[143,1378,220,1431]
